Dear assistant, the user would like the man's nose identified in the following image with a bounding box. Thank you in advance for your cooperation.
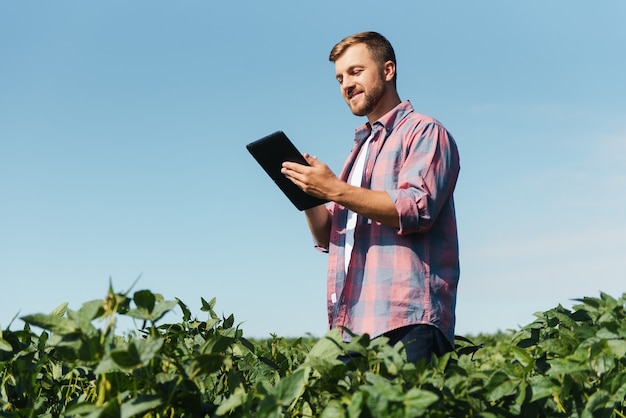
[341,77,355,93]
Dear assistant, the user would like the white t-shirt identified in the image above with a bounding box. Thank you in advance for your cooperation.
[344,133,373,275]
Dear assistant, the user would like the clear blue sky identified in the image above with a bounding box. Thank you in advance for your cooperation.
[2,1,625,339]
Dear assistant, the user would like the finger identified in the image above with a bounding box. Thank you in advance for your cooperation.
[281,163,305,179]
[281,161,301,171]
[283,170,305,189]
[303,154,319,165]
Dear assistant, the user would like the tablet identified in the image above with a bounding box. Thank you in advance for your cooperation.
[246,131,328,211]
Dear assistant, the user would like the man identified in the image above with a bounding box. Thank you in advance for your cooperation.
[281,32,460,363]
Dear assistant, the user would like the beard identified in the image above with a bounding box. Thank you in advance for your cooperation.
[347,74,386,117]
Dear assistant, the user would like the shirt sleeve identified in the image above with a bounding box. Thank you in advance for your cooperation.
[386,121,460,235]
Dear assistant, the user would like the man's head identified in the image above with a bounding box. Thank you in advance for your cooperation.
[329,32,400,122]
[329,31,397,87]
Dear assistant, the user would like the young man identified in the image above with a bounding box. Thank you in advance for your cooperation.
[281,32,460,363]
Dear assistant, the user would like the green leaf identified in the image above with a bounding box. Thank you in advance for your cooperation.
[239,336,257,354]
[344,332,370,357]
[0,338,12,352]
[485,371,519,402]
[454,334,478,345]
[125,308,151,321]
[573,296,601,309]
[528,376,558,403]
[510,345,532,369]
[216,386,248,416]
[320,399,346,418]
[134,290,156,312]
[347,391,366,418]
[570,308,593,322]
[99,397,122,416]
[126,298,177,322]
[611,379,626,405]
[176,297,192,322]
[456,343,483,357]
[120,395,163,418]
[516,327,540,348]
[95,336,163,373]
[403,388,439,415]
[201,296,217,311]
[50,302,69,317]
[607,339,626,358]
[64,403,100,416]
[21,313,78,335]
[581,390,611,418]
[590,350,614,377]
[275,368,307,407]
[111,344,142,368]
[223,313,235,329]
[546,358,589,376]
[511,380,527,415]
[362,372,403,402]
[596,327,620,339]
[136,335,164,363]
[379,343,405,375]
[305,329,344,363]
[76,300,104,332]
[552,311,576,330]
[540,337,574,356]
[149,299,178,322]
[189,353,225,379]
[201,297,220,320]
[200,334,236,354]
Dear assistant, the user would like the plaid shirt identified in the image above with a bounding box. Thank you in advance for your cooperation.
[321,100,460,345]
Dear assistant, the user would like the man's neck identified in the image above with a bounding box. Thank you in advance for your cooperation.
[366,92,402,124]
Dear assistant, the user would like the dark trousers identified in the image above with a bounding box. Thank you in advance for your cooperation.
[338,324,453,365]
[382,324,453,364]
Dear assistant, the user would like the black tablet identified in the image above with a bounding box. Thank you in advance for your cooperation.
[246,131,328,211]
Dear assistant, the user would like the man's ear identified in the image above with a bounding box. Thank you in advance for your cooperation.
[383,60,396,83]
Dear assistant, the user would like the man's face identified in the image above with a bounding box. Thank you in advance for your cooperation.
[334,43,386,118]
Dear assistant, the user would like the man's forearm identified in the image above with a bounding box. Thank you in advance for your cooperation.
[332,183,400,228]
[281,156,399,231]
[305,205,332,249]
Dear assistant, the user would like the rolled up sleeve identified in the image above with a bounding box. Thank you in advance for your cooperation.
[387,122,460,235]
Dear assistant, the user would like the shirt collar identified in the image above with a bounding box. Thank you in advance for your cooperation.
[354,100,415,144]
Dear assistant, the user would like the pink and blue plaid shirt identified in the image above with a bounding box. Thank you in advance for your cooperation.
[319,100,460,345]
